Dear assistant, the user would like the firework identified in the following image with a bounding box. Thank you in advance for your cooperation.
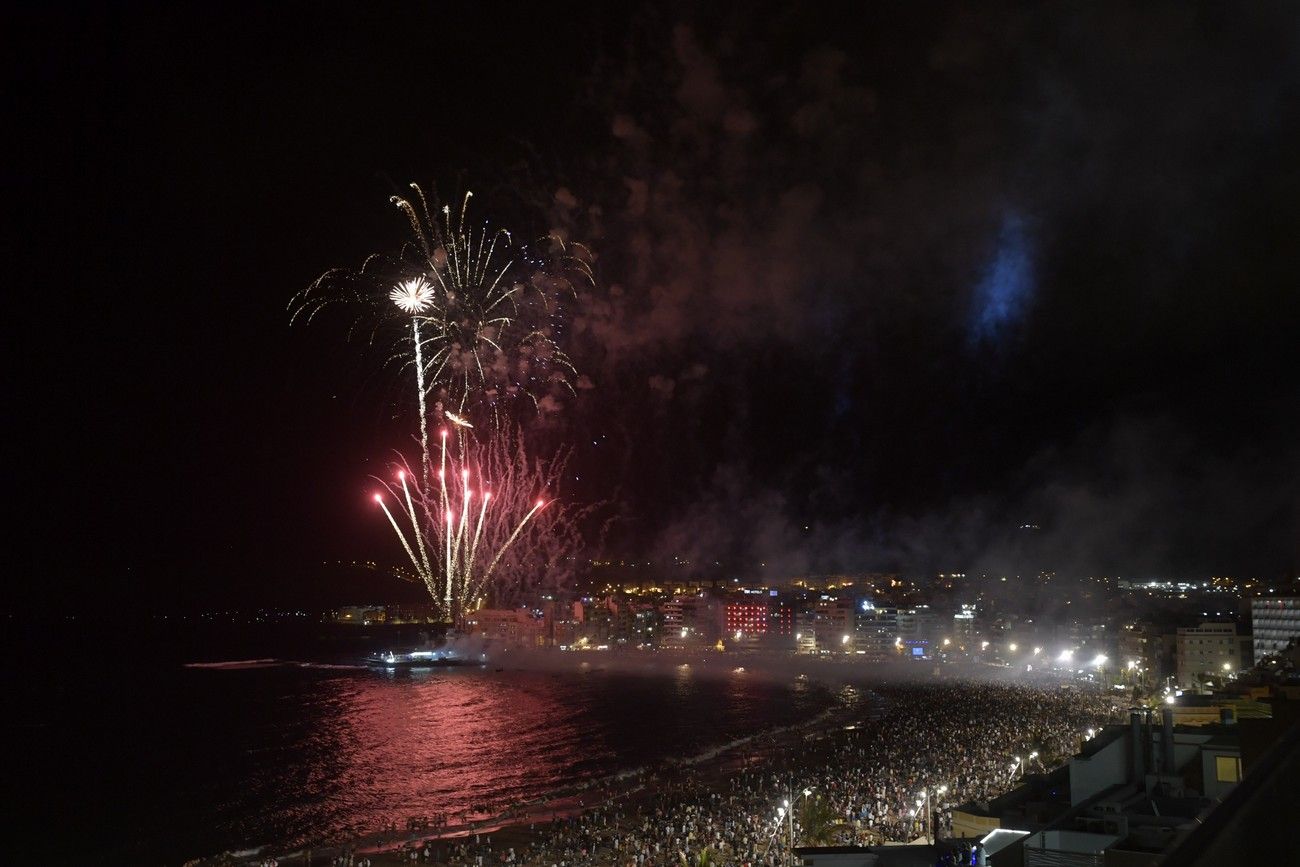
[290,185,594,437]
[388,276,436,314]
[371,427,594,622]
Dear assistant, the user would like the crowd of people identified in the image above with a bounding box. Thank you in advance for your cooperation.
[372,680,1120,867]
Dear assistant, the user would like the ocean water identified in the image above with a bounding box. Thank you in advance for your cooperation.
[3,620,833,865]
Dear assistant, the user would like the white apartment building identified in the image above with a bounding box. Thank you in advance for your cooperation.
[1175,622,1241,686]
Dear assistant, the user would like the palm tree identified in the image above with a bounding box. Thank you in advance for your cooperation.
[798,795,848,846]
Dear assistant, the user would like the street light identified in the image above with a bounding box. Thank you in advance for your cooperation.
[1033,646,1043,656]
[916,786,946,843]
[1009,643,1018,653]
[770,785,815,866]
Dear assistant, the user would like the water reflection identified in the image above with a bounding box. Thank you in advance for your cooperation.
[200,665,828,855]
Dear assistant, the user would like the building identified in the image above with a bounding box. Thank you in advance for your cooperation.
[1250,596,1300,663]
[333,605,386,624]
[1117,623,1162,691]
[958,706,1291,866]
[1175,622,1244,687]
[463,608,547,647]
[852,599,894,657]
[847,608,899,655]
[952,603,977,642]
[793,843,980,867]
[660,594,723,646]
[793,597,856,652]
[897,605,939,644]
[723,599,793,647]
[661,596,686,634]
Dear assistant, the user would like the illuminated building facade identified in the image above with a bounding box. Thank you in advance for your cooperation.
[1251,597,1300,663]
[1176,622,1244,686]
[724,600,793,646]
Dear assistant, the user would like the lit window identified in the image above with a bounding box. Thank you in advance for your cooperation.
[1215,755,1240,782]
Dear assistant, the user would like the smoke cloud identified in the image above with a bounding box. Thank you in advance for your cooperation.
[530,3,1300,578]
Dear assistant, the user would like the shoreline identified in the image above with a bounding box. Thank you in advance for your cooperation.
[198,674,863,866]
[193,657,1056,866]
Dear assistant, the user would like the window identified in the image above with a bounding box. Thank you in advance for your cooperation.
[1215,755,1241,783]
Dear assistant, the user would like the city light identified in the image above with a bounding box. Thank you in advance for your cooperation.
[1057,649,1074,663]
[1033,646,1042,656]
[1092,654,1107,669]
[1009,643,1018,652]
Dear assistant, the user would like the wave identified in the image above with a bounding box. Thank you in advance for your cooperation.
[184,659,371,671]
[183,658,282,670]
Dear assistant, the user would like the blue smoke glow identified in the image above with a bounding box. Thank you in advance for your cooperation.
[969,212,1034,344]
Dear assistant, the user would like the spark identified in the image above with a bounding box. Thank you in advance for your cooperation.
[389,276,435,314]
[370,429,595,623]
[291,184,593,439]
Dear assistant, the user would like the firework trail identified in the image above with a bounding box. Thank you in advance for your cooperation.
[389,276,436,485]
[290,185,594,444]
[293,185,602,618]
[371,427,590,622]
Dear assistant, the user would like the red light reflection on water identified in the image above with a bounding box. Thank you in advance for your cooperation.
[298,671,588,839]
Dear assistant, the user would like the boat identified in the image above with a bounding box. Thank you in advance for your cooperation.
[366,648,486,669]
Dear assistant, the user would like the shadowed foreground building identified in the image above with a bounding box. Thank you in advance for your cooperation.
[948,701,1298,866]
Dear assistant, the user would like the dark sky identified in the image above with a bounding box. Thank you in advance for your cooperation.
[9,2,1299,611]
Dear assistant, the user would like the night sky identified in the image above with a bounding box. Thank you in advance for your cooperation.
[10,2,1299,611]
